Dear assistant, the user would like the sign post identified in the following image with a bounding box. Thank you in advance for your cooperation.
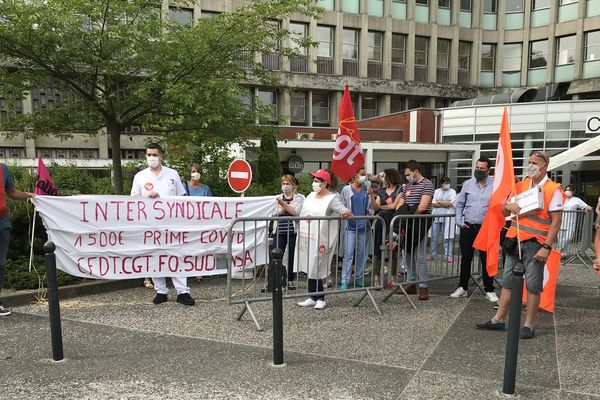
[227,159,252,196]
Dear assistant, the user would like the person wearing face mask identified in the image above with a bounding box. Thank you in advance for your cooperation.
[556,185,591,253]
[452,156,498,303]
[273,175,304,291]
[184,164,212,197]
[393,160,434,300]
[428,177,457,263]
[477,150,564,339]
[296,169,350,310]
[339,168,372,290]
[131,143,195,306]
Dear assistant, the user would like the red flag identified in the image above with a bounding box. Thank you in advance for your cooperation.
[35,154,58,196]
[473,106,515,277]
[522,249,561,313]
[331,85,365,183]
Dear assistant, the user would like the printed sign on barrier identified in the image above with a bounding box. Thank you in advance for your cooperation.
[32,195,275,280]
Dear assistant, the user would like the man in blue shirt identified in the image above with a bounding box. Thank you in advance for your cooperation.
[1,163,36,316]
[452,156,498,302]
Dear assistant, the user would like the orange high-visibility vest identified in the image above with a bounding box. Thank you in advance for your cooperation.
[506,178,564,243]
[0,163,7,217]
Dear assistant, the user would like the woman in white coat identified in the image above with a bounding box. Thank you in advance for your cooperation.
[296,169,350,310]
[557,185,592,253]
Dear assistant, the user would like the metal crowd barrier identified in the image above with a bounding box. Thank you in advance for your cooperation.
[556,209,595,264]
[226,215,386,331]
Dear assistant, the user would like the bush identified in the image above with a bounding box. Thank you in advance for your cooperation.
[5,256,79,290]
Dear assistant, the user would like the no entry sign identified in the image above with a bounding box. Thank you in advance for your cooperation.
[227,159,252,193]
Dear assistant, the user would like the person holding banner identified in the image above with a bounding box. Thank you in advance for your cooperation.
[130,143,195,306]
[1,162,36,316]
[477,151,564,339]
[296,169,350,310]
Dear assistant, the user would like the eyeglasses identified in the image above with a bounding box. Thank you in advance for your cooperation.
[530,150,548,163]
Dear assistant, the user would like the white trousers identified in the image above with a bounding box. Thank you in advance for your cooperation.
[152,277,190,295]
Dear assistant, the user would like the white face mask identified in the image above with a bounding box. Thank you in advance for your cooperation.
[282,184,293,194]
[527,163,540,178]
[405,173,415,184]
[357,175,366,184]
[565,190,573,197]
[442,184,450,190]
[190,172,201,181]
[312,182,323,193]
[146,156,160,169]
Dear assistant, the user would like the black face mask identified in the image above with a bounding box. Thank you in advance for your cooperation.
[474,169,487,181]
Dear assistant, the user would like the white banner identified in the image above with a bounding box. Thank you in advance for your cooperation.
[32,195,276,280]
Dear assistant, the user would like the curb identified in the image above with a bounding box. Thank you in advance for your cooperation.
[0,279,142,307]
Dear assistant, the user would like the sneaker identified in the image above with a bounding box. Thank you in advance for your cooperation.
[450,287,468,298]
[426,255,435,262]
[287,282,297,291]
[476,319,506,331]
[485,291,500,303]
[176,293,195,306]
[447,257,454,263]
[520,326,535,339]
[152,293,168,305]
[0,304,12,316]
[354,279,363,288]
[339,282,349,291]
[297,298,317,307]
[314,300,326,310]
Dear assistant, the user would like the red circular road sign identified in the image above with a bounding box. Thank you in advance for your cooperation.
[227,159,252,193]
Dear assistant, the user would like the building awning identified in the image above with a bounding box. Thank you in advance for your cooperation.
[450,88,538,107]
[548,136,600,171]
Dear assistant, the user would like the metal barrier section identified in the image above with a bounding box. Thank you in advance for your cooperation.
[556,209,595,264]
[227,215,386,331]
[382,213,461,307]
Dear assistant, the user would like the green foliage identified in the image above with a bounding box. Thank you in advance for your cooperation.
[5,257,79,290]
[0,0,319,193]
[297,174,314,197]
[257,131,283,186]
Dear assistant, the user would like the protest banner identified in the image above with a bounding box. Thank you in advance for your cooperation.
[32,195,276,279]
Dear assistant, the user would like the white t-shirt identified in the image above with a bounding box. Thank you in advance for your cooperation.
[563,196,589,211]
[130,166,186,197]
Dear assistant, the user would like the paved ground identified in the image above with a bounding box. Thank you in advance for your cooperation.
[1,261,599,400]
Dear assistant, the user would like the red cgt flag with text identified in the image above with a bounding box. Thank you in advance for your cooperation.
[473,106,515,277]
[35,154,58,196]
[331,85,365,183]
[523,249,561,313]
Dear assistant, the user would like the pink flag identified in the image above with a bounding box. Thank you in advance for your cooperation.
[35,154,58,196]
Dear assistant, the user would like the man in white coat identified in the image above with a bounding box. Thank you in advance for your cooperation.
[131,142,195,306]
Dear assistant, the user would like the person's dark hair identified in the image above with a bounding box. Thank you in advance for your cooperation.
[188,163,202,174]
[325,169,338,191]
[383,168,401,186]
[477,156,492,170]
[565,185,575,192]
[146,142,163,154]
[440,177,451,185]
[404,160,422,173]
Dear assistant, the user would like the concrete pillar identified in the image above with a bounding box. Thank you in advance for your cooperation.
[428,30,438,83]
[281,18,291,73]
[405,0,416,80]
[365,146,374,174]
[521,0,532,86]
[308,19,318,74]
[98,128,109,160]
[22,92,36,159]
[307,90,314,127]
[496,0,507,85]
[335,13,344,76]
[280,90,290,125]
[331,91,342,126]
[572,0,586,80]
[359,12,369,78]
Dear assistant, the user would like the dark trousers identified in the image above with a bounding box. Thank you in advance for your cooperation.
[274,231,296,283]
[308,278,324,301]
[459,223,494,292]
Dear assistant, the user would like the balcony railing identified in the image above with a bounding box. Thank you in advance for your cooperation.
[367,61,383,78]
[343,59,359,76]
[414,66,427,82]
[458,69,470,86]
[391,63,405,80]
[316,56,334,75]
[436,68,449,83]
[261,52,281,71]
[290,55,308,73]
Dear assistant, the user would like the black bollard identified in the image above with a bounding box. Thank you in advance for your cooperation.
[502,259,525,395]
[270,248,285,365]
[44,242,64,362]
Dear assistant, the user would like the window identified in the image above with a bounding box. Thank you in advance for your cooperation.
[290,92,307,126]
[416,0,429,4]
[481,43,496,71]
[506,0,524,12]
[437,39,450,83]
[532,0,550,9]
[257,89,278,122]
[556,36,576,65]
[390,96,404,113]
[316,25,334,58]
[585,31,600,61]
[342,28,359,59]
[368,31,383,61]
[438,0,450,8]
[529,40,548,68]
[361,96,377,119]
[200,11,219,18]
[414,36,429,82]
[289,22,307,55]
[169,7,193,26]
[312,93,330,126]
[503,43,522,71]
[392,34,406,64]
[484,0,497,13]
[458,41,471,85]
[460,0,471,11]
[407,97,423,109]
[559,0,577,4]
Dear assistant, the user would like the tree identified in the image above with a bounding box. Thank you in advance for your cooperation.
[0,0,318,193]
[257,130,282,185]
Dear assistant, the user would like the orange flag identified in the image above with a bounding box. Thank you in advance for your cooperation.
[522,249,561,313]
[473,106,515,277]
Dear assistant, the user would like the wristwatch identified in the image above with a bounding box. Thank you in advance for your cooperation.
[541,243,552,250]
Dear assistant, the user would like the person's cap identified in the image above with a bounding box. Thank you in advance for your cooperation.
[530,150,549,163]
[309,169,331,184]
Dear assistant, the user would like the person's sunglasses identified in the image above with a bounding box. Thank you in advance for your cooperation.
[530,150,548,163]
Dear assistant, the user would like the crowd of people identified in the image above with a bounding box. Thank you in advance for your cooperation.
[2,146,600,339]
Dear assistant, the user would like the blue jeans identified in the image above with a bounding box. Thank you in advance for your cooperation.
[406,236,428,288]
[0,228,9,293]
[342,228,369,284]
[430,221,453,257]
